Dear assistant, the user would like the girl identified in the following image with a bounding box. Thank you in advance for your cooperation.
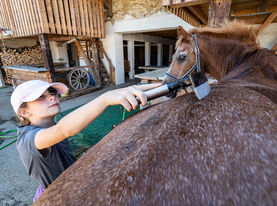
[10,79,160,202]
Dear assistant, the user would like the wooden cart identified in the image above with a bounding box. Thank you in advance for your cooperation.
[3,65,93,91]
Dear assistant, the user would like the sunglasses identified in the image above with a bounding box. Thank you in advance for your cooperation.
[47,87,58,95]
[37,87,59,101]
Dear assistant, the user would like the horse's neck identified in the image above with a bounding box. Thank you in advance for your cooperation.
[221,50,277,89]
[199,35,277,89]
[199,36,239,80]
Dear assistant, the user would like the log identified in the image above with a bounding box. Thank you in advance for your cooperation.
[208,0,231,27]
[39,34,55,82]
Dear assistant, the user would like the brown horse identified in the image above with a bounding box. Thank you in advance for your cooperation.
[34,22,277,205]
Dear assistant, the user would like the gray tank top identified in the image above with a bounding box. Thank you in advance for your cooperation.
[16,125,76,189]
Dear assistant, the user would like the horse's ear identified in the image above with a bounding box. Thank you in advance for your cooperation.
[177,26,189,40]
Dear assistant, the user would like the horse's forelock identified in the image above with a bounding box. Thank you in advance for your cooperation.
[175,35,192,50]
[190,21,259,46]
[175,36,183,50]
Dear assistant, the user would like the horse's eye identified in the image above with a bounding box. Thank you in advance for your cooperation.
[177,52,187,63]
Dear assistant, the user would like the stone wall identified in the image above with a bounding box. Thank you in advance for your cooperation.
[112,0,164,21]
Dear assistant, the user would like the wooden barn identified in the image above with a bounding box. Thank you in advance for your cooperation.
[0,0,113,91]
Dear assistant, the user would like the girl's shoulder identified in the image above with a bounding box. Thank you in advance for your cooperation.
[16,125,44,158]
[17,126,42,147]
[17,125,41,136]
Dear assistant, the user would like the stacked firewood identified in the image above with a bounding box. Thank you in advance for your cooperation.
[0,46,43,66]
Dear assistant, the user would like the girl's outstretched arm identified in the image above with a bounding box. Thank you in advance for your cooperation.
[34,83,161,150]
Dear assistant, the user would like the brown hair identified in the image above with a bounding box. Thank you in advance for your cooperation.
[17,102,31,126]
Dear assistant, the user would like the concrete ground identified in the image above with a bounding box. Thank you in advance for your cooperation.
[0,79,140,206]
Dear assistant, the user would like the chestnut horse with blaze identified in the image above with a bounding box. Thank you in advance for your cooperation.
[35,22,277,205]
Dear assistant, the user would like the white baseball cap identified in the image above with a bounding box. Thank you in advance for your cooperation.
[11,80,68,114]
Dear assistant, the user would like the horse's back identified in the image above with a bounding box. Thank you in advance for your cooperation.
[34,82,277,206]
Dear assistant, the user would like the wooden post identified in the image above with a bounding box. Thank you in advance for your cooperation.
[74,39,101,87]
[91,39,102,87]
[75,43,80,66]
[0,69,5,87]
[157,43,163,67]
[208,0,231,27]
[145,42,151,66]
[128,40,135,79]
[38,34,55,82]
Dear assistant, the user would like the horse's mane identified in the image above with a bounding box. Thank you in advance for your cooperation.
[176,21,260,49]
[193,21,259,45]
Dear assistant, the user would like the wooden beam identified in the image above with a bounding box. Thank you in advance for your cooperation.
[260,0,272,12]
[233,8,259,16]
[108,0,113,17]
[163,0,209,8]
[66,38,77,44]
[266,5,277,12]
[104,0,113,17]
[74,39,101,87]
[91,39,102,86]
[47,35,93,42]
[187,5,208,24]
[208,0,231,27]
[38,34,55,82]
[257,11,277,36]
[231,13,277,25]
[232,5,277,17]
[165,6,201,27]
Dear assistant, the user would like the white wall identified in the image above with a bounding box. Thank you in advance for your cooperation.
[101,33,125,84]
[110,11,193,34]
[49,41,69,67]
[255,23,277,49]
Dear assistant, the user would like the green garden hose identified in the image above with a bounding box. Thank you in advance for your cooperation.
[121,101,151,121]
[0,129,17,150]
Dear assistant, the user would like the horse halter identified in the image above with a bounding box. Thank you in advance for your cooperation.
[166,34,201,81]
[165,34,210,100]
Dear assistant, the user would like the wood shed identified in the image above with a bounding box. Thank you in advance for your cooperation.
[0,0,114,91]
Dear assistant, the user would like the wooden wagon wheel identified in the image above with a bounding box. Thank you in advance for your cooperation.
[68,67,90,91]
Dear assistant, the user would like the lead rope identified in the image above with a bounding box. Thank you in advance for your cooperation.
[193,34,201,73]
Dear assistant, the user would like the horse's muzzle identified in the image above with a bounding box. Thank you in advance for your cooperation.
[166,89,178,98]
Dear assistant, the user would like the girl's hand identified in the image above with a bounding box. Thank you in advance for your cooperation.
[101,83,161,111]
